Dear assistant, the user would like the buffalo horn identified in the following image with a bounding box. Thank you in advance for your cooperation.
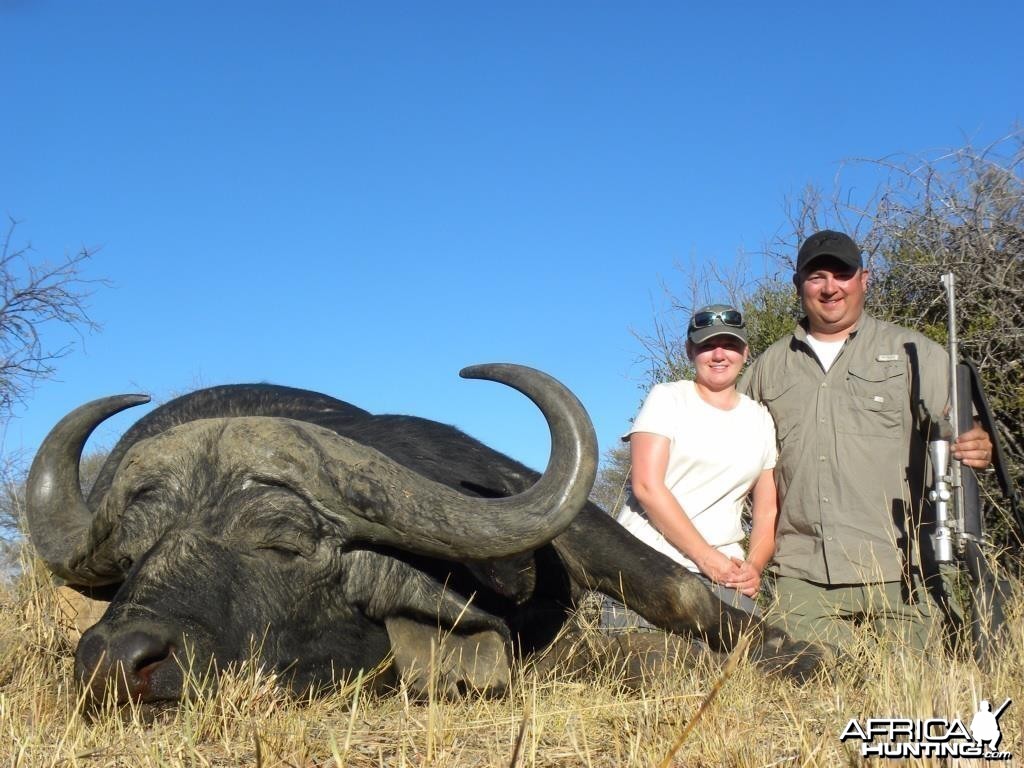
[333,364,598,559]
[26,394,150,584]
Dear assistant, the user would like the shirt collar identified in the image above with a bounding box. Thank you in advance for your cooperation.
[795,310,872,342]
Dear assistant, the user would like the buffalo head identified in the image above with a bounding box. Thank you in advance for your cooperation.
[27,364,598,705]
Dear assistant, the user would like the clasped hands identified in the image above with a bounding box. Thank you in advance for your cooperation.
[698,549,762,597]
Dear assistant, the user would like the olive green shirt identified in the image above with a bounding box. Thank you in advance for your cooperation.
[739,313,950,584]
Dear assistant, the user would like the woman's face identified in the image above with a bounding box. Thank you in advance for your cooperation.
[687,335,748,389]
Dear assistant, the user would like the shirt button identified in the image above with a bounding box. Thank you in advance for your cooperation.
[821,382,827,388]
[822,497,830,503]
[819,455,826,462]
[826,536,834,542]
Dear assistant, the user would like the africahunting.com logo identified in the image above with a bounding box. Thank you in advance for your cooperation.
[840,698,1013,760]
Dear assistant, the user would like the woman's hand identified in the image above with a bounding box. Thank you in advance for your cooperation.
[726,558,763,597]
[697,549,744,585]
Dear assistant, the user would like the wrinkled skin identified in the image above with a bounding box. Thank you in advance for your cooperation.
[76,442,397,698]
[32,377,824,708]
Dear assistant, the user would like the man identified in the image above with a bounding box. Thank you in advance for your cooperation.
[739,229,992,651]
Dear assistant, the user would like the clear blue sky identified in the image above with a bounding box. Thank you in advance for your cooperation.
[2,2,1021,475]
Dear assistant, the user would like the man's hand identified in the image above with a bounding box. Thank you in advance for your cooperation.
[953,423,994,470]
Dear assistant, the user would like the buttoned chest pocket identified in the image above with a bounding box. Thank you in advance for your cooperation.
[839,361,906,437]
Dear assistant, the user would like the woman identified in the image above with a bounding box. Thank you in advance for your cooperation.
[609,304,778,622]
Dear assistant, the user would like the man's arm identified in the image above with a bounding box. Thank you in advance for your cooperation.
[727,468,777,598]
[737,357,760,400]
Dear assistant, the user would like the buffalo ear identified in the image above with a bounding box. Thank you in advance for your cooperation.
[384,616,510,697]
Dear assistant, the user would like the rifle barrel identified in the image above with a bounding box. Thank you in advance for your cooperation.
[941,272,960,441]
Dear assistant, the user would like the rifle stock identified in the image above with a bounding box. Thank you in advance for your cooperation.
[957,362,1004,663]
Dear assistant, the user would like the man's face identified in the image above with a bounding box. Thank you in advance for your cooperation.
[797,256,869,338]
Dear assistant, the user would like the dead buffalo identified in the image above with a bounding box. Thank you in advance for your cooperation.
[26,364,821,705]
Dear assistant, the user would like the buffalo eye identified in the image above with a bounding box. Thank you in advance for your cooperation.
[126,485,162,508]
[255,537,315,562]
[259,544,302,560]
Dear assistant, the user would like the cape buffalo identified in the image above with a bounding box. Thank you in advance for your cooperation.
[27,364,821,705]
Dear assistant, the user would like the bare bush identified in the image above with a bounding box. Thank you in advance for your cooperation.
[0,217,103,421]
[0,216,105,571]
[590,442,631,515]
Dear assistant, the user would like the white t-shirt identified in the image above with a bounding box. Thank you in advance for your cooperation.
[615,380,777,573]
[805,333,845,372]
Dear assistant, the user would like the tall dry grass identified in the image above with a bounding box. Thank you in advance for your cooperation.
[1,549,1020,767]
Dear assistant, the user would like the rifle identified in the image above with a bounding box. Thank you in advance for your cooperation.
[928,272,1016,664]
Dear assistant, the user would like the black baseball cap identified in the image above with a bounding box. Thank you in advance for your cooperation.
[796,230,863,275]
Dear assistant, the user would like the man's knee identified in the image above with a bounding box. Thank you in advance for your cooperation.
[871,581,937,652]
[769,576,855,649]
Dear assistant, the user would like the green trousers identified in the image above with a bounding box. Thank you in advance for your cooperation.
[769,575,938,652]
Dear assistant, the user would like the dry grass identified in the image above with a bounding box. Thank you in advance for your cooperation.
[1,553,1021,768]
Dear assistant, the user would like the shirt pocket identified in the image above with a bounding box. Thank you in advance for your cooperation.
[839,361,905,437]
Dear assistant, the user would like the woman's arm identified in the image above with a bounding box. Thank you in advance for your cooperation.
[630,431,741,584]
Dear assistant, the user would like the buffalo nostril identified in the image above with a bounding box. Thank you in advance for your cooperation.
[77,628,176,703]
[116,630,173,678]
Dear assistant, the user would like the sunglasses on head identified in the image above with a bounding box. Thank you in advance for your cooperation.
[690,309,744,329]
